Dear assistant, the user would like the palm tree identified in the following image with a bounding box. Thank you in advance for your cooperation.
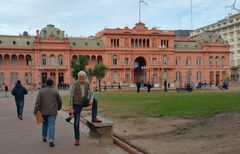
[93,63,108,91]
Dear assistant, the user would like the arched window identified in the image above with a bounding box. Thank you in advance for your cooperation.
[196,57,202,66]
[112,55,118,65]
[215,56,219,65]
[186,58,192,66]
[135,39,138,47]
[163,55,167,65]
[147,39,150,47]
[197,71,202,81]
[131,39,134,47]
[11,55,17,65]
[41,55,47,66]
[221,56,225,66]
[112,71,118,83]
[58,55,63,65]
[25,72,32,85]
[50,55,55,66]
[0,73,4,85]
[175,71,181,81]
[11,72,18,84]
[209,56,213,65]
[186,71,192,82]
[176,57,181,65]
[0,55,3,65]
[26,55,32,66]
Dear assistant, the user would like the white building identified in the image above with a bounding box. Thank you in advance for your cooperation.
[191,13,240,81]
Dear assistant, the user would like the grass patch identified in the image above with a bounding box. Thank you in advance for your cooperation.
[61,90,240,118]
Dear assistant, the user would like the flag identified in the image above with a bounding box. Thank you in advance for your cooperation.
[140,0,149,6]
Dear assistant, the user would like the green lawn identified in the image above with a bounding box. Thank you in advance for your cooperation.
[62,90,240,118]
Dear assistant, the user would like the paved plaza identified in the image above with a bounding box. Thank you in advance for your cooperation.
[0,92,126,154]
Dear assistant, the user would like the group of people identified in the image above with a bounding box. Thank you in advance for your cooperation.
[11,71,102,148]
[136,81,152,93]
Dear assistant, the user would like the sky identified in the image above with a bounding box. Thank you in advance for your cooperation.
[0,0,238,37]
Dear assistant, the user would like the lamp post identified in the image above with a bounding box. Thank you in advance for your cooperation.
[159,45,166,89]
[29,60,34,94]
[55,65,59,89]
[141,65,146,83]
[39,65,45,87]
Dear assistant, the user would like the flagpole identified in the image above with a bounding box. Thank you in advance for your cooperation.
[191,0,193,30]
[139,0,141,22]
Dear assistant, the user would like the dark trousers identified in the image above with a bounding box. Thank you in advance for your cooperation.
[73,97,98,140]
[15,101,24,117]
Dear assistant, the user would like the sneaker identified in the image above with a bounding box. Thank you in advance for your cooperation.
[92,117,102,123]
[74,139,80,146]
[43,138,47,142]
[18,115,23,120]
[49,142,54,147]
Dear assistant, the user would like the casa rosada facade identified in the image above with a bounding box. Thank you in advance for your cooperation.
[0,23,230,89]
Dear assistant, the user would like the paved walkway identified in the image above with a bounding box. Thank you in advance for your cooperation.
[0,94,126,154]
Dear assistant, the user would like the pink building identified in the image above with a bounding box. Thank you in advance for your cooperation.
[0,23,230,89]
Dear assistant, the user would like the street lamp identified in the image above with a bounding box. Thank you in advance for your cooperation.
[141,65,146,83]
[29,60,34,94]
[159,45,166,89]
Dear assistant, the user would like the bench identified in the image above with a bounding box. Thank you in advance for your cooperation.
[176,87,193,93]
[83,116,114,145]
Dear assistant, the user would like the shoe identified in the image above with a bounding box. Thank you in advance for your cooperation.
[49,142,54,147]
[43,138,47,142]
[92,117,102,123]
[18,115,22,120]
[74,139,80,146]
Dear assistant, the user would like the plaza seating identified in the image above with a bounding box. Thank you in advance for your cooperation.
[82,116,114,145]
[176,86,193,93]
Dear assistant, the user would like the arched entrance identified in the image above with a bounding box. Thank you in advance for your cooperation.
[134,57,146,84]
[216,71,220,85]
[41,72,47,85]
[58,72,64,85]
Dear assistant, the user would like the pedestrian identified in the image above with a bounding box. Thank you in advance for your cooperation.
[33,78,62,147]
[164,79,168,92]
[11,80,28,120]
[136,81,141,93]
[146,81,151,93]
[4,83,8,97]
[118,82,121,90]
[69,71,102,146]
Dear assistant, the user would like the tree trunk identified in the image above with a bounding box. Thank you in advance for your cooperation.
[98,79,101,92]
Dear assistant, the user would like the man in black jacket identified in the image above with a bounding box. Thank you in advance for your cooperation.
[11,80,28,120]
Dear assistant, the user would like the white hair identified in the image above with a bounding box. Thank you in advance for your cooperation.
[78,71,87,77]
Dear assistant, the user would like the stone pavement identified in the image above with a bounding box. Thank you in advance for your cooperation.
[0,93,127,154]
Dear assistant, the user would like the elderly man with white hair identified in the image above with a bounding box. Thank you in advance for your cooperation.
[69,70,101,146]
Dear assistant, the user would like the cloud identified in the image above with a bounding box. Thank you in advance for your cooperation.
[0,0,235,36]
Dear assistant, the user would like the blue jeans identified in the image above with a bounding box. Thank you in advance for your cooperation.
[73,97,98,140]
[42,115,57,142]
[15,101,24,117]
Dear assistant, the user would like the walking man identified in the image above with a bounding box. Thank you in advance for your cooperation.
[33,78,62,147]
[69,71,102,146]
[11,80,28,120]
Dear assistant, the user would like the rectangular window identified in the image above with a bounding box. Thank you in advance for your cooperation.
[50,57,55,66]
[58,57,63,65]
[125,74,129,83]
[197,72,202,81]
[152,58,157,65]
[125,58,129,65]
[42,58,47,66]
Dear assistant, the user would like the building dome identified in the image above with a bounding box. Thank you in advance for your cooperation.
[40,24,65,40]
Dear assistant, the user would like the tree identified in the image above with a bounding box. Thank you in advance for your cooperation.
[93,63,108,92]
[71,55,88,80]
[86,67,95,83]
